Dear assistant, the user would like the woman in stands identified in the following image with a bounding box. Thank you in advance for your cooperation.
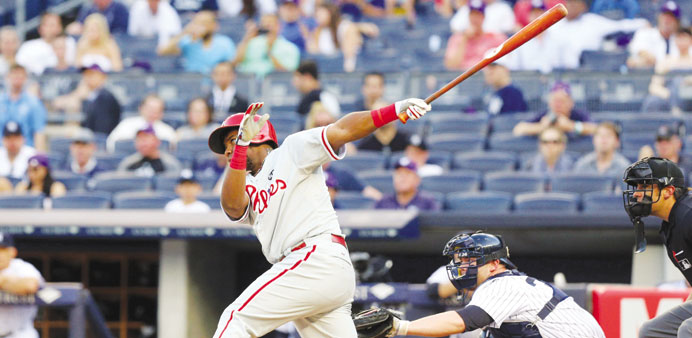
[15,154,66,199]
[75,13,123,72]
[176,98,219,141]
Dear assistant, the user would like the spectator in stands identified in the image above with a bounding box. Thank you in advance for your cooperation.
[16,13,76,75]
[218,0,277,18]
[323,161,382,200]
[305,101,337,130]
[590,0,639,19]
[483,60,528,115]
[574,122,630,177]
[67,0,129,35]
[357,101,411,153]
[207,61,248,118]
[79,64,121,134]
[548,0,646,70]
[48,34,77,73]
[642,27,692,113]
[525,127,573,175]
[66,128,105,177]
[450,0,516,35]
[165,173,211,213]
[0,26,20,76]
[278,0,312,53]
[506,0,560,73]
[117,125,182,177]
[640,124,692,175]
[128,0,182,48]
[355,72,386,111]
[0,232,43,338]
[306,3,379,72]
[514,0,563,28]
[196,153,227,179]
[513,82,596,138]
[404,134,444,177]
[158,11,236,74]
[234,13,300,77]
[107,94,176,152]
[627,1,681,69]
[0,121,36,180]
[445,0,507,71]
[75,13,123,72]
[0,64,47,150]
[375,157,441,211]
[293,60,340,117]
[15,154,67,197]
[176,98,218,140]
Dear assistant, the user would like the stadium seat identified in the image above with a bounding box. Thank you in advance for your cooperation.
[114,139,171,154]
[153,174,217,192]
[566,136,594,153]
[489,113,535,133]
[52,191,112,209]
[333,152,388,172]
[198,193,221,210]
[389,151,452,170]
[428,134,485,153]
[444,191,513,212]
[94,153,125,171]
[453,151,517,172]
[550,173,613,195]
[483,172,546,194]
[421,171,481,194]
[621,134,654,152]
[47,153,65,169]
[53,171,88,191]
[514,192,580,213]
[49,136,73,154]
[582,191,623,213]
[359,170,394,194]
[269,115,302,134]
[428,113,489,135]
[176,138,208,157]
[90,172,152,193]
[113,191,176,209]
[579,50,628,72]
[620,114,681,135]
[0,195,43,209]
[487,134,536,153]
[334,192,376,209]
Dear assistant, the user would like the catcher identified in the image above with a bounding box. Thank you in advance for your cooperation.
[354,232,605,337]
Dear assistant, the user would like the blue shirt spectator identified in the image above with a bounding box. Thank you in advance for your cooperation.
[374,157,441,211]
[179,34,235,73]
[324,165,365,192]
[76,0,129,34]
[375,191,441,211]
[484,62,528,115]
[0,65,46,149]
[590,0,640,19]
[524,127,574,176]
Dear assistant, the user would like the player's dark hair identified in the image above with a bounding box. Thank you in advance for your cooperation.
[364,72,385,84]
[296,60,319,80]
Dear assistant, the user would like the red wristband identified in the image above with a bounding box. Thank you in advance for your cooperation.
[229,145,248,170]
[370,103,397,128]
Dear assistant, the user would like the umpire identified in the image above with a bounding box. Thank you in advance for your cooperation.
[623,157,692,337]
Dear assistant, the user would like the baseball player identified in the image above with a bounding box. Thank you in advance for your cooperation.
[208,98,431,337]
[623,157,692,337]
[354,232,605,338]
[0,232,44,338]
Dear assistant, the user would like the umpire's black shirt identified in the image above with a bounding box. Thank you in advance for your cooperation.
[660,194,692,284]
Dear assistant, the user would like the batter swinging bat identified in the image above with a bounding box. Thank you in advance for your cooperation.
[398,3,568,123]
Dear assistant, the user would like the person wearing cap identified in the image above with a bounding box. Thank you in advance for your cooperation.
[483,59,528,115]
[0,64,47,151]
[128,0,182,48]
[106,94,176,152]
[513,81,596,138]
[628,0,683,69]
[375,157,440,211]
[15,13,77,76]
[0,121,36,180]
[0,232,44,338]
[640,124,692,175]
[15,154,67,198]
[165,172,211,213]
[445,0,507,71]
[117,124,182,177]
[66,128,106,177]
[574,121,630,177]
[404,134,444,177]
[450,0,516,35]
[524,127,573,176]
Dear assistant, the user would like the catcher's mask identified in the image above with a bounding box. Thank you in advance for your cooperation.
[443,232,516,291]
[622,157,686,218]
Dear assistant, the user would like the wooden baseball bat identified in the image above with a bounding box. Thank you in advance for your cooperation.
[398,3,568,123]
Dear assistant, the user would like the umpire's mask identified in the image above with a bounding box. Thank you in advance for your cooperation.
[622,157,686,218]
[443,232,515,291]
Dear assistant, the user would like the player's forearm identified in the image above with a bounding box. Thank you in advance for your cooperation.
[406,311,467,336]
[326,110,378,151]
[221,167,250,218]
[0,276,40,295]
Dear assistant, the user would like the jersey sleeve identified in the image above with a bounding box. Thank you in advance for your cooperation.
[467,277,527,325]
[282,125,346,174]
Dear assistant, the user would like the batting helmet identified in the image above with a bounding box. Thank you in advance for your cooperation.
[208,113,279,154]
[622,157,686,218]
[442,232,516,291]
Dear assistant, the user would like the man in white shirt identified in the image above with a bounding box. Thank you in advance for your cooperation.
[106,94,177,152]
[217,0,277,18]
[164,173,211,213]
[627,0,683,69]
[0,122,36,180]
[128,0,182,47]
[450,0,516,35]
[16,13,76,75]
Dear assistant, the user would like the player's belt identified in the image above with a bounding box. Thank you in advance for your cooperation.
[279,234,347,262]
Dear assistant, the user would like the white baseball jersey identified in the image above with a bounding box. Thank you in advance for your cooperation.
[468,274,605,338]
[0,258,44,338]
[229,126,345,263]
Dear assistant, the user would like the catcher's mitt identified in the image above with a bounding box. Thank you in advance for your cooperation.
[353,308,400,338]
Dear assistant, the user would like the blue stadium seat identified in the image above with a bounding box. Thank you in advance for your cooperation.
[483,172,546,194]
[162,111,186,129]
[52,191,112,209]
[270,115,302,134]
[514,192,579,213]
[113,191,176,209]
[487,134,536,153]
[579,50,628,72]
[550,173,613,195]
[333,152,388,172]
[176,138,208,157]
[114,139,171,154]
[0,195,43,208]
[453,151,517,172]
[47,153,65,169]
[90,172,152,193]
[49,136,73,154]
[489,113,535,133]
[621,134,654,152]
[428,134,485,153]
[444,191,513,212]
[153,174,217,192]
[582,191,623,213]
[53,171,88,191]
[566,136,594,153]
[620,114,681,135]
[428,113,489,135]
[359,170,394,194]
[94,153,125,171]
[334,192,376,209]
[389,151,452,170]
[421,171,481,194]
[263,73,302,108]
[198,193,221,210]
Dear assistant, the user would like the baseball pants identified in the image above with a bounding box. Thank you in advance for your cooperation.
[639,301,692,338]
[213,234,357,338]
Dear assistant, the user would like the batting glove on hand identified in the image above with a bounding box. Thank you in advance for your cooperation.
[237,102,269,146]
[395,98,431,121]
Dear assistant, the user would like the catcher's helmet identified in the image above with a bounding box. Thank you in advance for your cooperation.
[208,113,279,154]
[622,157,686,218]
[442,232,516,291]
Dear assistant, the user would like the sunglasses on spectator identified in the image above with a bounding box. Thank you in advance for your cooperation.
[540,139,563,144]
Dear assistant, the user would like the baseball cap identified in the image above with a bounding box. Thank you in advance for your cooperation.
[660,0,680,19]
[81,64,106,74]
[550,81,572,95]
[2,121,22,137]
[530,0,546,10]
[408,134,428,150]
[325,171,338,189]
[656,124,681,141]
[0,232,14,248]
[394,157,418,172]
[137,124,157,137]
[469,0,485,14]
[72,128,95,144]
[177,169,199,184]
[28,154,50,170]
